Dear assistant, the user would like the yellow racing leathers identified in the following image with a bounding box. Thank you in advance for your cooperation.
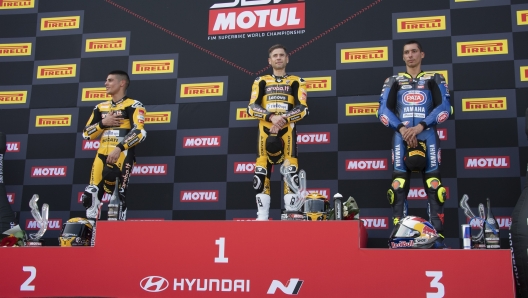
[81,96,147,220]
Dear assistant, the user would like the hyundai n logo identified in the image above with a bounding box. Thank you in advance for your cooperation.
[267,278,303,294]
[140,276,169,292]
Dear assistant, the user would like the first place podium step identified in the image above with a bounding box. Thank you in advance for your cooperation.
[0,220,515,297]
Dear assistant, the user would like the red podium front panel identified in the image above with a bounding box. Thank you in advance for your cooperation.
[0,220,515,297]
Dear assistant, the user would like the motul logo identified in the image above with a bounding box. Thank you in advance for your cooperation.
[180,190,219,202]
[521,66,528,82]
[397,16,446,33]
[82,140,100,150]
[7,193,14,204]
[86,37,126,52]
[183,136,221,148]
[35,115,71,127]
[132,60,174,74]
[36,64,77,79]
[81,87,112,101]
[0,91,27,104]
[518,10,528,25]
[306,188,330,198]
[131,164,167,176]
[6,141,20,152]
[297,132,330,144]
[236,108,256,120]
[0,43,31,56]
[346,159,387,171]
[41,16,80,30]
[304,77,331,91]
[408,187,450,200]
[145,112,171,124]
[346,103,378,116]
[457,40,508,56]
[341,47,388,63]
[0,0,34,9]
[464,156,510,169]
[360,217,389,229]
[181,83,223,97]
[31,166,67,177]
[234,162,256,173]
[402,91,426,104]
[208,2,305,35]
[462,97,506,111]
[25,219,62,230]
[437,128,447,141]
[469,216,511,230]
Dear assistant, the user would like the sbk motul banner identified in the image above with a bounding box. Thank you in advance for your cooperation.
[0,221,515,297]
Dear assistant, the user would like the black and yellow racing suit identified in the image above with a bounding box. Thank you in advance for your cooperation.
[247,74,308,195]
[82,96,147,219]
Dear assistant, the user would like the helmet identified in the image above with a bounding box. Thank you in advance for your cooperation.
[59,217,93,247]
[389,216,439,249]
[303,192,330,221]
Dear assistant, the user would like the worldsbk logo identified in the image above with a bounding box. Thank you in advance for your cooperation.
[25,219,62,230]
[131,164,167,176]
[7,193,15,204]
[407,187,450,200]
[360,217,389,229]
[82,140,100,150]
[297,132,330,144]
[208,0,305,35]
[6,142,20,152]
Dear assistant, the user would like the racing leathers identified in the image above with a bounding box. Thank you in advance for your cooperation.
[82,96,147,221]
[377,71,451,235]
[247,74,308,218]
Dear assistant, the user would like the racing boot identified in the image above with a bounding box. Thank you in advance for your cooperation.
[81,185,102,224]
[256,194,270,221]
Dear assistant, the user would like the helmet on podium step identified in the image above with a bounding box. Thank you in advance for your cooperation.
[303,192,330,221]
[389,216,439,249]
[59,217,93,247]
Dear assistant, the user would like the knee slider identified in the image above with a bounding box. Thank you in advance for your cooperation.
[426,177,446,203]
[253,166,267,193]
[387,178,406,205]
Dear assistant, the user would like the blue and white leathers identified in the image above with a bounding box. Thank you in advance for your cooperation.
[378,71,451,234]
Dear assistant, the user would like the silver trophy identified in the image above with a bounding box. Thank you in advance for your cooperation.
[460,194,485,248]
[280,159,307,219]
[27,194,49,246]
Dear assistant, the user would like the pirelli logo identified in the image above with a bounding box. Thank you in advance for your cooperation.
[81,87,111,101]
[0,0,34,9]
[430,70,449,85]
[37,64,77,79]
[132,59,174,74]
[304,77,332,92]
[346,103,378,116]
[0,90,27,104]
[521,66,528,82]
[457,39,508,56]
[36,115,72,127]
[0,43,31,56]
[145,111,171,124]
[85,37,126,52]
[462,97,507,112]
[518,10,528,25]
[236,108,256,120]
[397,16,446,33]
[41,16,80,31]
[180,82,223,97]
[341,46,388,63]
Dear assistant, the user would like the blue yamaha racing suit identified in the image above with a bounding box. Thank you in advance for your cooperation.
[377,72,451,236]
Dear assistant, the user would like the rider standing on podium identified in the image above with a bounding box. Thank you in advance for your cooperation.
[377,40,452,245]
[247,44,309,220]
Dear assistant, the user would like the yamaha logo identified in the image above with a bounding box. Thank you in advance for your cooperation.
[140,276,169,292]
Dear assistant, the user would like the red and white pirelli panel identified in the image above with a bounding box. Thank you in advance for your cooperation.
[336,40,393,70]
[207,0,305,36]
[0,37,35,62]
[451,0,511,9]
[176,128,228,156]
[454,89,516,120]
[32,58,81,85]
[393,64,454,90]
[338,150,391,180]
[0,85,31,109]
[128,53,179,80]
[36,10,84,36]
[392,9,451,39]
[339,95,379,124]
[0,0,38,14]
[4,134,27,160]
[456,147,519,178]
[296,124,337,152]
[81,31,131,58]
[407,178,458,208]
[23,159,75,185]
[173,182,227,210]
[451,32,513,63]
[28,108,79,134]
[295,70,336,97]
[512,4,528,32]
[176,76,228,103]
[514,59,528,89]
[131,156,175,184]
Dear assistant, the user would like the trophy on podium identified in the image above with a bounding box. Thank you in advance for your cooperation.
[280,159,307,220]
[460,194,499,249]
[26,194,49,246]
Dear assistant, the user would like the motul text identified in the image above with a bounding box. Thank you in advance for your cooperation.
[6,142,20,152]
[297,132,330,144]
[25,219,62,230]
[346,159,387,171]
[31,166,67,177]
[360,217,389,229]
[464,156,510,169]
[183,136,221,148]
[180,191,219,202]
[131,164,167,176]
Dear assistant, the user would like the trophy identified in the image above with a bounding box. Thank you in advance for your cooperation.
[460,194,496,249]
[280,159,307,220]
[26,194,49,246]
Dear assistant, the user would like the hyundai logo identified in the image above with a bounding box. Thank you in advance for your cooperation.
[140,276,169,292]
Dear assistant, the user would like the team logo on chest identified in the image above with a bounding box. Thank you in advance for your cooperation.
[402,90,426,105]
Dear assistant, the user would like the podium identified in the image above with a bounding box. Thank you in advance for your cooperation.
[0,220,515,297]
